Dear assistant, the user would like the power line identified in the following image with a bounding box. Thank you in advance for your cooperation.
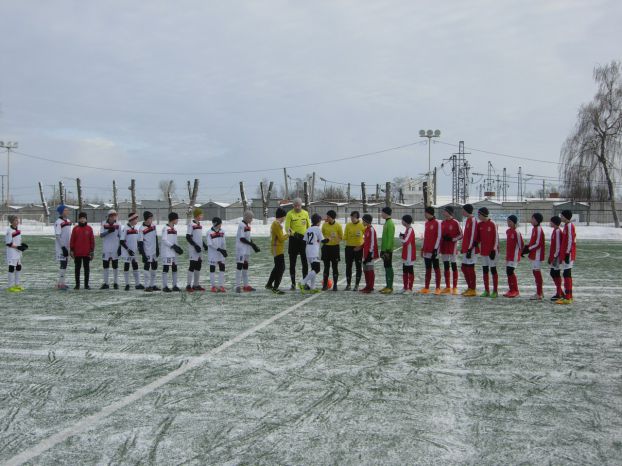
[434,140,562,166]
[11,140,427,176]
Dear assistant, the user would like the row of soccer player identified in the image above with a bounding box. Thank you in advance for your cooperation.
[4,203,576,303]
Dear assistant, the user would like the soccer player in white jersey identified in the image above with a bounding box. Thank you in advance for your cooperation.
[185,208,208,292]
[119,212,143,291]
[5,215,28,292]
[54,204,72,290]
[235,210,260,293]
[161,212,183,292]
[99,209,121,289]
[138,211,160,292]
[207,216,228,292]
[299,213,327,293]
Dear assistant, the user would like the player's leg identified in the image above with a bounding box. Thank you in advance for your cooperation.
[481,264,490,296]
[420,256,432,293]
[171,262,179,291]
[84,257,91,289]
[132,259,142,289]
[235,260,243,292]
[288,240,298,289]
[111,259,119,289]
[344,246,353,290]
[187,260,196,290]
[218,262,226,291]
[123,261,131,289]
[162,263,170,291]
[101,257,110,289]
[321,252,331,291]
[193,259,204,290]
[210,264,217,291]
[7,264,15,289]
[354,250,362,291]
[74,257,82,289]
[242,259,253,291]
[442,258,451,292]
[531,260,543,300]
[432,257,442,294]
[490,262,498,297]
[14,263,22,289]
[150,260,159,290]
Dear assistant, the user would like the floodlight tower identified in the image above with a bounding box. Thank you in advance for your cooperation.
[0,141,18,206]
[419,129,441,205]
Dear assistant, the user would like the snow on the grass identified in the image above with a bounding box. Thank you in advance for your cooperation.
[14,219,622,241]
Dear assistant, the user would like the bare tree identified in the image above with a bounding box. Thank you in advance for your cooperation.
[158,180,176,201]
[561,60,622,227]
[318,186,345,201]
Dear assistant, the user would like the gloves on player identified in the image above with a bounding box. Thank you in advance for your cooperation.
[488,250,496,260]
[203,241,209,251]
[466,249,472,259]
[218,248,228,258]
[172,245,183,255]
[61,246,69,257]
[250,242,260,253]
[16,243,28,252]
[193,244,201,253]
[521,245,530,256]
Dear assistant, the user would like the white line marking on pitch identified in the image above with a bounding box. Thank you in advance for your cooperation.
[4,290,326,466]
[0,347,182,363]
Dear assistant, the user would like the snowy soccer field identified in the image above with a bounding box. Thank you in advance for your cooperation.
[1,236,621,464]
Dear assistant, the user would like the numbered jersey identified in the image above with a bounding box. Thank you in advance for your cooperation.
[304,225,324,259]
[139,223,158,258]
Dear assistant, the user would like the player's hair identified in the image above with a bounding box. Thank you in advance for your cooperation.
[168,212,179,222]
[561,209,572,220]
[532,212,543,225]
[292,197,303,207]
[443,205,454,216]
[243,210,253,222]
[362,213,373,224]
[425,206,435,216]
[311,213,322,225]
[402,214,413,224]
[550,216,561,226]
[382,206,392,215]
[7,215,18,224]
[78,212,88,219]
[350,210,360,219]
[275,207,286,219]
[326,210,337,219]
[462,204,473,214]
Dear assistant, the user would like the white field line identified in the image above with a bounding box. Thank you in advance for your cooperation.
[4,280,328,465]
[0,347,183,363]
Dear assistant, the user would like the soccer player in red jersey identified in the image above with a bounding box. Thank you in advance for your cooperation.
[504,215,523,298]
[440,206,462,295]
[418,207,442,295]
[475,207,499,298]
[522,213,546,300]
[360,214,379,293]
[460,204,478,296]
[398,214,416,293]
[548,216,564,301]
[556,209,576,304]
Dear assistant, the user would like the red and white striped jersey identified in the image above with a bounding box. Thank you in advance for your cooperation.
[560,222,577,262]
[527,225,546,261]
[549,227,562,263]
[461,216,478,254]
[401,226,416,261]
[422,218,442,253]
[505,227,523,263]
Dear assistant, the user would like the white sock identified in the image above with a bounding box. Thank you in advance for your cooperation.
[113,268,118,285]
[59,267,66,285]
[194,270,201,287]
[172,272,178,288]
[187,270,194,287]
[133,270,140,286]
[307,270,317,288]
[143,269,149,285]
[242,269,249,286]
[235,269,242,288]
[219,271,225,287]
[8,271,14,287]
[14,270,20,286]
[150,269,156,287]
[124,271,130,286]
[162,272,168,288]
[210,271,216,287]
[103,268,109,285]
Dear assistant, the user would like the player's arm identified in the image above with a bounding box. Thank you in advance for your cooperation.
[434,221,441,251]
[5,230,14,248]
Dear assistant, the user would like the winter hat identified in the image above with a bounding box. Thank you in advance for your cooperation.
[243,210,254,222]
[362,213,373,224]
[107,209,117,216]
[143,211,153,221]
[56,204,67,215]
[382,206,392,215]
[128,212,138,222]
[443,205,454,216]
[326,209,337,219]
[311,213,322,225]
[532,212,543,225]
[478,207,489,217]
[550,216,561,226]
[212,216,222,226]
[193,207,203,218]
[561,209,573,220]
[402,214,413,225]
[350,210,360,219]
[507,215,518,225]
[275,207,286,218]
[463,204,474,214]
[425,206,435,216]
[168,212,179,222]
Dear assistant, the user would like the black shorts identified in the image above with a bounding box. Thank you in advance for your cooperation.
[288,234,306,255]
[321,245,340,262]
[345,246,363,262]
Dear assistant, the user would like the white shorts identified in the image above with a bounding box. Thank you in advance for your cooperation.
[441,254,457,262]
[561,260,574,270]
[121,255,138,264]
[162,256,177,265]
[461,253,477,265]
[56,253,68,262]
[530,259,542,270]
[549,258,560,271]
[189,249,203,262]
[307,256,320,266]
[236,254,250,264]
[479,255,497,267]
[506,260,518,268]
[422,252,436,259]
[102,251,119,261]
[403,259,415,267]
[7,258,21,267]
[144,254,158,263]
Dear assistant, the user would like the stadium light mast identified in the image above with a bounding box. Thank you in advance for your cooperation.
[0,141,18,206]
[418,129,441,206]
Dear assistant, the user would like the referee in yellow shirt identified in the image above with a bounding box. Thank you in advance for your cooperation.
[284,198,311,290]
[321,210,343,291]
[343,210,365,290]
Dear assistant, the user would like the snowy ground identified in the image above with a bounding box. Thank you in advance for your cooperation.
[1,237,621,464]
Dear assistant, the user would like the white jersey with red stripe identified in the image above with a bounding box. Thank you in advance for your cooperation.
[161,224,179,259]
[207,227,226,264]
[235,221,252,256]
[5,226,22,264]
[120,223,139,260]
[54,217,72,259]
[187,219,204,261]
[100,221,121,257]
[138,223,158,259]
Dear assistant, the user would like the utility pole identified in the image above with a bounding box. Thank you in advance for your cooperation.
[38,182,50,223]
[0,175,5,205]
[418,129,441,206]
[188,179,199,218]
[502,168,507,202]
[311,172,316,202]
[129,179,137,213]
[542,179,546,200]
[385,182,392,208]
[303,181,309,209]
[76,178,83,211]
[239,181,248,212]
[260,181,274,224]
[346,183,351,202]
[361,182,368,213]
[283,168,289,200]
[0,141,18,206]
[112,180,118,210]
[167,180,174,213]
[517,166,523,201]
[59,181,65,205]
[375,184,380,201]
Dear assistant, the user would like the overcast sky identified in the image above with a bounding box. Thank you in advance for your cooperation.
[1,0,621,203]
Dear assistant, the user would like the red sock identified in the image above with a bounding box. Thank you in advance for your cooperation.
[492,272,498,293]
[409,272,415,290]
[554,276,563,296]
[513,274,519,293]
[402,273,408,290]
[564,276,572,299]
[533,270,543,296]
[483,272,490,292]
[434,268,441,289]
[369,270,375,290]
[461,264,468,287]
[363,270,370,290]
[507,274,513,291]
[453,267,458,289]
[444,269,450,288]
[470,266,477,290]
[425,268,431,288]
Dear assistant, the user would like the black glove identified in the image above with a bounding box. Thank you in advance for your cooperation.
[466,249,472,259]
[399,233,405,239]
[17,244,28,252]
[141,253,148,263]
[218,248,228,258]
[128,249,135,257]
[521,245,530,256]
[173,245,183,255]
[564,255,570,264]
[365,253,372,263]
[489,250,496,260]
[442,235,452,241]
[251,242,260,253]
[62,246,69,257]
[431,249,438,260]
[117,246,122,257]
[203,241,209,251]
[194,244,201,253]
[321,238,329,244]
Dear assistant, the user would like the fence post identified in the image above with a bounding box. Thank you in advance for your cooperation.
[130,179,137,213]
[361,182,367,213]
[239,181,248,212]
[38,182,49,223]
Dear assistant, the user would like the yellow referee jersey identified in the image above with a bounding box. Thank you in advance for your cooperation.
[344,220,365,247]
[321,221,343,246]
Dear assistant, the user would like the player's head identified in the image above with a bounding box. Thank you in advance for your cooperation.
[311,213,322,226]
[401,214,413,227]
[442,205,454,220]
[381,206,392,220]
[292,198,303,212]
[462,203,473,217]
[326,210,337,223]
[362,213,373,226]
[168,212,179,224]
[128,212,139,226]
[477,207,489,221]
[193,208,203,221]
[107,209,118,223]
[350,211,360,222]
[212,216,222,230]
[531,212,543,226]
[8,214,18,227]
[143,211,153,225]
[78,212,88,225]
[275,207,286,223]
[507,214,518,228]
[550,216,561,228]
[424,206,435,220]
[57,204,69,218]
[561,209,572,223]
[243,210,254,223]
